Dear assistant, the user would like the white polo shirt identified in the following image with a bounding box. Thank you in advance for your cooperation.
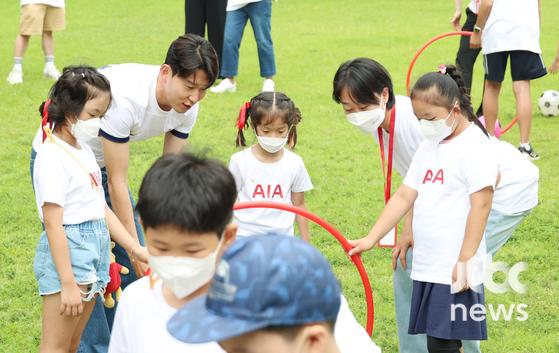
[482,0,541,54]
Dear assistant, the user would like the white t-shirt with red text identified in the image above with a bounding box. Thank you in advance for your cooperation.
[404,125,497,286]
[229,147,313,237]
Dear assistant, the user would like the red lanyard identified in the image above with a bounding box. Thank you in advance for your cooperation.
[377,106,396,204]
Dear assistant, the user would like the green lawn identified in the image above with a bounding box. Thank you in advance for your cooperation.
[1,0,558,351]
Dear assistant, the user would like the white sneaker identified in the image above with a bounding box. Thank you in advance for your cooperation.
[43,65,61,80]
[7,70,23,85]
[210,79,237,93]
[262,78,275,92]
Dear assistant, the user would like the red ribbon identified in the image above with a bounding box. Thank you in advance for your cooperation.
[41,99,52,142]
[237,102,250,130]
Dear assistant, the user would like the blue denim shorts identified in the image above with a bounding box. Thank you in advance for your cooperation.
[34,219,111,300]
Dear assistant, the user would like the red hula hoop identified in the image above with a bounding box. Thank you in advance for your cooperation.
[405,31,517,137]
[233,201,375,337]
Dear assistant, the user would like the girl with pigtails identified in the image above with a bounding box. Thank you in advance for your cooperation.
[228,91,313,240]
[31,65,147,352]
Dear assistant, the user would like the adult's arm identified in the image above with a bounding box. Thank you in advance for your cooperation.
[451,0,463,31]
[470,0,494,49]
[163,131,189,155]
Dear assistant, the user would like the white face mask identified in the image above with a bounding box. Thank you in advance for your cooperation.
[148,237,224,299]
[70,118,101,143]
[418,106,457,143]
[345,97,386,134]
[256,130,289,154]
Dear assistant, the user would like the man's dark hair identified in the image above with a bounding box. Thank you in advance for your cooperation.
[164,34,219,87]
[137,153,237,236]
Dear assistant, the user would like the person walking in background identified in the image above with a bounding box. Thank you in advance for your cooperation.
[7,0,65,85]
[470,0,546,160]
[451,0,483,116]
[185,0,227,69]
[210,0,276,93]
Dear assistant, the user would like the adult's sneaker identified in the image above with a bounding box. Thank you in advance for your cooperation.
[7,70,23,85]
[262,78,275,92]
[210,78,237,93]
[518,143,540,161]
[43,65,61,80]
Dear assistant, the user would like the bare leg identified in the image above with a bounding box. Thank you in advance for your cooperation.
[14,34,30,58]
[512,80,532,144]
[482,80,502,136]
[68,298,96,353]
[42,31,55,56]
[39,286,94,353]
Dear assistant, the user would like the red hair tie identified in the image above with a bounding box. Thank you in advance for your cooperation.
[41,99,52,143]
[237,101,250,130]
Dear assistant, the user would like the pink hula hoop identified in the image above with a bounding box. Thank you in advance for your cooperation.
[233,201,375,336]
[405,31,517,137]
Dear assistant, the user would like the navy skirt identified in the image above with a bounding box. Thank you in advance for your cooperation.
[408,281,488,341]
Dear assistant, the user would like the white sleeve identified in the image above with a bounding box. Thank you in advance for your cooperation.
[292,158,313,193]
[99,99,136,142]
[462,141,498,194]
[173,103,199,135]
[107,290,132,353]
[334,295,382,353]
[228,157,243,193]
[403,145,424,191]
[33,149,69,208]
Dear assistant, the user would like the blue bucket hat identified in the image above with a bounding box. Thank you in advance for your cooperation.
[167,233,342,344]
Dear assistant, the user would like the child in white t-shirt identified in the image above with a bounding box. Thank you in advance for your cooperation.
[229,92,313,239]
[471,0,546,160]
[32,66,147,353]
[7,0,66,84]
[349,66,498,353]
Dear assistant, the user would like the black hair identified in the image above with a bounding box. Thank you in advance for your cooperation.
[236,92,302,149]
[332,58,395,109]
[38,65,111,128]
[164,34,219,88]
[410,65,488,136]
[263,321,336,340]
[136,153,237,236]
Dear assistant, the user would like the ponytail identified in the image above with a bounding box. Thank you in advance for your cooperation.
[411,64,488,137]
[235,102,251,147]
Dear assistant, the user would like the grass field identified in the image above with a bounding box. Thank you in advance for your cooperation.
[1,0,558,351]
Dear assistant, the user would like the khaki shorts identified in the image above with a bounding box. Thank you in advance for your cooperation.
[20,4,66,36]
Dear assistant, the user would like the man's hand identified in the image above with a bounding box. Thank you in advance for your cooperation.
[451,10,462,31]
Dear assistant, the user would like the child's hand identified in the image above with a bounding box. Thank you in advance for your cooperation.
[131,244,149,264]
[451,261,470,294]
[60,283,84,316]
[348,237,376,256]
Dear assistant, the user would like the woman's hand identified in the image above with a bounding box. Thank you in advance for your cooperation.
[60,282,84,316]
[392,232,413,270]
[470,32,482,49]
[131,244,149,264]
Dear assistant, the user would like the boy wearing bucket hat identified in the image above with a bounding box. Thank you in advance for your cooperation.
[167,233,380,353]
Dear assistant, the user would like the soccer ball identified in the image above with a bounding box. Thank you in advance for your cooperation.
[537,90,559,117]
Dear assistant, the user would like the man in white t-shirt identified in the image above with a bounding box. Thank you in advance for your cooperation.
[470,0,547,160]
[79,34,219,353]
[109,154,381,353]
